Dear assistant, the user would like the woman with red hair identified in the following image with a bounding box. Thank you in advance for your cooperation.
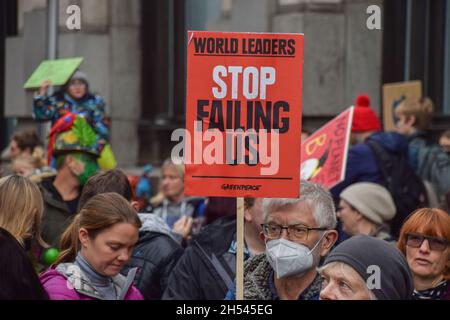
[397,208,450,300]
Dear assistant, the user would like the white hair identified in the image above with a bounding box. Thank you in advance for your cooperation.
[262,180,337,229]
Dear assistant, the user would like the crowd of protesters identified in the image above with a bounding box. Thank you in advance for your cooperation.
[0,70,449,300]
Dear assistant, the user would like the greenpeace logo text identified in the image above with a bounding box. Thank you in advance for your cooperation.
[221,184,262,191]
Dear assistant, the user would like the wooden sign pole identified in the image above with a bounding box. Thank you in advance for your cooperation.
[236,197,244,300]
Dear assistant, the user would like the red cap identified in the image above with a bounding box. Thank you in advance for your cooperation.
[351,94,382,133]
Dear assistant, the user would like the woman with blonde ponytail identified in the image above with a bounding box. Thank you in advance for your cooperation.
[394,97,450,201]
[40,192,144,300]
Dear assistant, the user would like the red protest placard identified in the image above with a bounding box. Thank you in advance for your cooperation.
[300,107,354,189]
[183,31,304,198]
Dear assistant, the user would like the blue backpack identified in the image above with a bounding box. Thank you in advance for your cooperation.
[366,139,428,238]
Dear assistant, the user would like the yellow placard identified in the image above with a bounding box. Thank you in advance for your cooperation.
[382,80,422,131]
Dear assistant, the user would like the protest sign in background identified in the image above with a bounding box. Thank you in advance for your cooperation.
[300,107,354,189]
[184,31,304,198]
[24,57,84,89]
[382,80,422,131]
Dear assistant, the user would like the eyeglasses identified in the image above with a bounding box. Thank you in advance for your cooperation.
[261,223,327,241]
[405,233,449,252]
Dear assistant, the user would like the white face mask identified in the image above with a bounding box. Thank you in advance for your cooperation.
[266,234,325,279]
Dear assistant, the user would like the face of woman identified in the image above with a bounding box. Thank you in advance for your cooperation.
[336,200,361,236]
[67,80,87,99]
[79,223,139,277]
[161,166,184,201]
[405,232,450,281]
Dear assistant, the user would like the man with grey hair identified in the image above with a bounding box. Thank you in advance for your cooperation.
[244,180,338,300]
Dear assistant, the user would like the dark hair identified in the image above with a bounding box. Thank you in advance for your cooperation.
[78,169,133,211]
[12,130,42,153]
[0,228,49,300]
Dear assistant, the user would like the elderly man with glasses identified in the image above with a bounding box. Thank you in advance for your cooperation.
[244,180,338,300]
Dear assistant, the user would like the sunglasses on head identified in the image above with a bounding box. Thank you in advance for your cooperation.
[405,233,449,252]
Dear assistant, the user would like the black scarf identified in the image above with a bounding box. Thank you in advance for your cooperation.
[412,280,449,300]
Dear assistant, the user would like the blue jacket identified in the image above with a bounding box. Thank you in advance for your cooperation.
[331,132,409,198]
[33,90,110,144]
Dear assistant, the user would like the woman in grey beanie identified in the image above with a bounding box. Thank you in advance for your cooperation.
[338,182,396,242]
[319,235,414,300]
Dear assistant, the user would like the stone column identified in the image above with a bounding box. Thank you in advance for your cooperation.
[109,0,142,167]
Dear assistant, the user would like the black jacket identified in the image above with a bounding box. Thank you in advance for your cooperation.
[162,215,236,300]
[38,176,79,248]
[121,231,183,300]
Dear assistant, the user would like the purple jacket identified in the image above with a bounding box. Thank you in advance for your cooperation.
[40,264,143,300]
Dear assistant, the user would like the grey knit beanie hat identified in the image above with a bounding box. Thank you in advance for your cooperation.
[340,182,396,225]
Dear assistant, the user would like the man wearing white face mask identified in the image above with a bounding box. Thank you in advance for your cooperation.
[244,180,338,300]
